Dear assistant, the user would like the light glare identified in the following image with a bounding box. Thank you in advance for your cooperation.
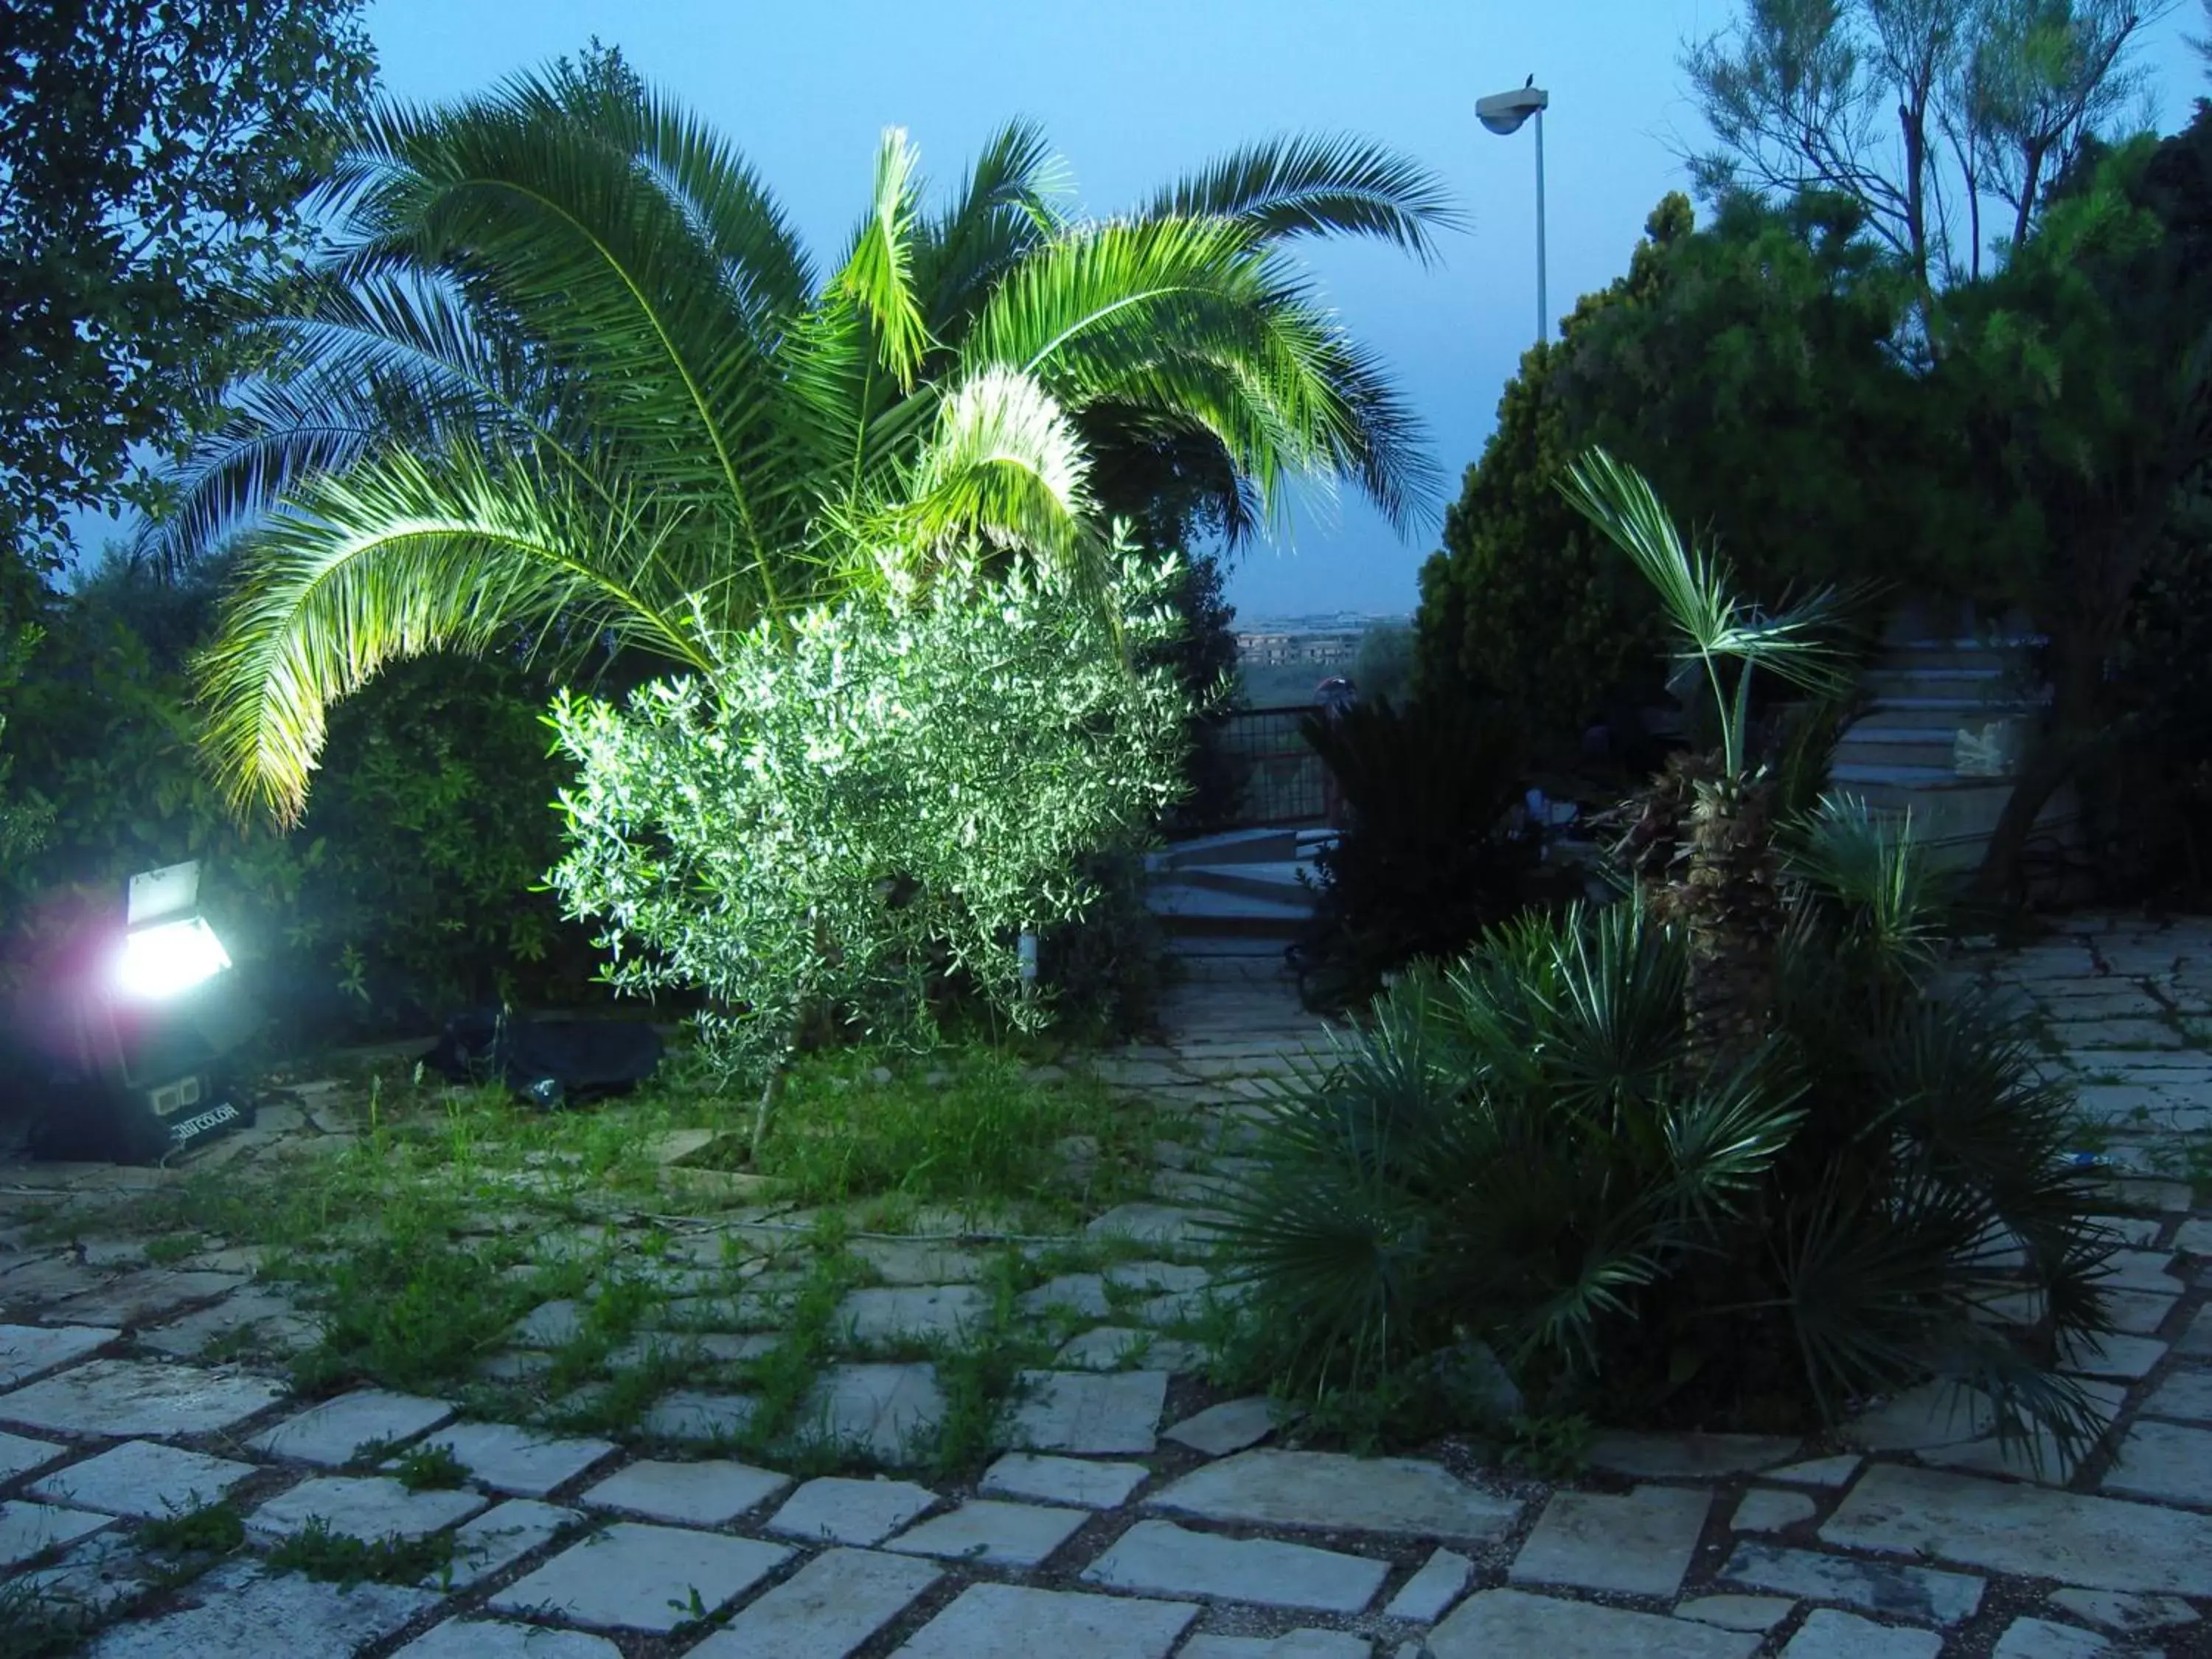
[116,917,232,1000]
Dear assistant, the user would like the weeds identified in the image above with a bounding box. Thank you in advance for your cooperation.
[266,1517,456,1589]
[0,1582,89,1659]
[392,1442,471,1492]
[138,1498,246,1555]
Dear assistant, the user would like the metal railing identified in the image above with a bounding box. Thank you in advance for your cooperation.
[1200,704,1333,828]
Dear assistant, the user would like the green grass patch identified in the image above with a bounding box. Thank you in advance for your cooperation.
[137,1498,247,1556]
[0,1582,90,1659]
[391,1442,470,1492]
[266,1517,456,1589]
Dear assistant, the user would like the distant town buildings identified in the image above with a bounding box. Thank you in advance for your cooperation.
[1234,612,1407,669]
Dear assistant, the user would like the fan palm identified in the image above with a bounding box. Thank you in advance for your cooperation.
[159,60,1455,822]
[1559,448,1852,1068]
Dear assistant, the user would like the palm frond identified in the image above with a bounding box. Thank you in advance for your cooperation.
[882,366,1096,566]
[196,445,712,824]
[837,127,934,391]
[1150,133,1463,262]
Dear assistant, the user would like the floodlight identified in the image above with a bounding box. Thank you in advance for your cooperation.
[20,859,260,1164]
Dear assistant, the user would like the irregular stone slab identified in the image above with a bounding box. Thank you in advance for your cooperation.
[411,1421,616,1497]
[2046,1587,2199,1632]
[10,1528,161,1618]
[488,1520,791,1632]
[1164,1397,1281,1457]
[1085,1203,1215,1248]
[981,1451,1148,1509]
[2093,1290,2176,1336]
[1084,1518,1386,1613]
[1019,1274,1112,1319]
[1844,1381,1995,1450]
[2098,1419,2212,1505]
[0,1427,63,1480]
[582,1457,789,1526]
[1510,1484,1711,1599]
[1180,1635,1371,1658]
[396,1620,621,1659]
[248,1388,454,1466]
[1428,1588,1760,1659]
[1144,1450,1520,1545]
[511,1299,585,1347]
[138,1289,316,1359]
[29,1439,255,1517]
[1385,1547,1472,1621]
[84,1560,439,1658]
[0,1500,112,1568]
[2101,1251,2185,1295]
[641,1390,757,1442]
[1585,1430,1800,1478]
[52,1270,246,1328]
[0,1358,284,1438]
[1732,1488,1817,1532]
[1107,1260,1215,1294]
[1767,1454,1863,1486]
[1004,1369,1166,1455]
[849,1239,989,1286]
[891,1582,1198,1658]
[1823,1463,2212,1596]
[443,1499,580,1588]
[2141,1369,2212,1422]
[1057,1327,1150,1369]
[766,1475,937,1544]
[688,1547,942,1658]
[1676,1595,1794,1632]
[835,1285,987,1346]
[886,1497,1087,1567]
[1991,1617,2111,1659]
[2059,1332,2168,1381]
[1720,1540,1982,1624]
[792,1363,947,1464]
[0,1323,115,1388]
[1780,1609,1942,1658]
[246,1475,487,1542]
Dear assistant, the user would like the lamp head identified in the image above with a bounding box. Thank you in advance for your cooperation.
[116,860,232,1000]
[1478,86,1549,135]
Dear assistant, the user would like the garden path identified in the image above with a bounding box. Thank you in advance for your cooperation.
[3,923,2212,1655]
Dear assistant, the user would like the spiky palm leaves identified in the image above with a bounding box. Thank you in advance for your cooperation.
[1561,449,1851,1068]
[1217,797,2113,1459]
[161,63,1453,821]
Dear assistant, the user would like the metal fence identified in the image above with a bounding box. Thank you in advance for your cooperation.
[1202,705,1332,827]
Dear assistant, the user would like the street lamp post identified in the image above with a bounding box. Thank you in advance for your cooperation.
[1478,82,1551,343]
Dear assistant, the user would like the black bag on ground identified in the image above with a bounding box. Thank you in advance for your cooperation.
[421,1009,662,1108]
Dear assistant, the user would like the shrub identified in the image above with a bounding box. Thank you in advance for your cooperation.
[0,563,592,1034]
[1289,697,1571,1012]
[1218,796,2113,1456]
[549,548,1191,1088]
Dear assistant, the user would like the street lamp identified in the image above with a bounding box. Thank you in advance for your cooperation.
[1478,81,1551,343]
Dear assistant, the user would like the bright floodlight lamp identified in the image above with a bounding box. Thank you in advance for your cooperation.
[26,860,260,1164]
[1478,82,1551,344]
[118,863,232,1000]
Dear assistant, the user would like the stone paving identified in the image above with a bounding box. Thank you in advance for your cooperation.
[4,929,2212,1653]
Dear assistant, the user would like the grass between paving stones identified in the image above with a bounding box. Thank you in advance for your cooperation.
[265,1516,456,1589]
[0,1582,91,1659]
[390,1441,471,1491]
[926,1251,1058,1475]
[136,1498,248,1555]
[38,1031,1176,1437]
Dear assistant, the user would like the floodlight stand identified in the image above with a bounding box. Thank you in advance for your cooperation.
[1534,106,1548,345]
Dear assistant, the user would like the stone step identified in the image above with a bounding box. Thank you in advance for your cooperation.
[1832,727,1959,772]
[1860,665,2022,703]
[1879,636,2044,672]
[1860,695,2039,731]
[1173,861,1315,905]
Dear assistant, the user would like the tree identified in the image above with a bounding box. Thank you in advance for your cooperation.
[156,58,1453,821]
[1945,111,2212,900]
[1684,0,2169,291]
[1416,189,1944,763]
[1562,449,1851,1070]
[0,0,376,582]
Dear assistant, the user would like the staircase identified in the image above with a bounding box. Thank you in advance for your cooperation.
[1829,615,2081,874]
[1142,826,1332,958]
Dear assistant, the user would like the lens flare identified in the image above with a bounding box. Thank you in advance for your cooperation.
[116,917,232,1000]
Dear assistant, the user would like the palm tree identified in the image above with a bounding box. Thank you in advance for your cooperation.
[155,56,1455,822]
[1559,448,1851,1068]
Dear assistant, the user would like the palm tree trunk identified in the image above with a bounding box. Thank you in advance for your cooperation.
[1683,770,1784,1072]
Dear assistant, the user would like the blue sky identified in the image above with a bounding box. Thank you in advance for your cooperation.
[365,0,2211,622]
